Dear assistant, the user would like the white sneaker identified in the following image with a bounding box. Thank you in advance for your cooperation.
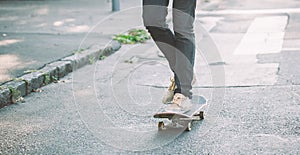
[162,77,176,104]
[162,74,197,104]
[165,93,193,112]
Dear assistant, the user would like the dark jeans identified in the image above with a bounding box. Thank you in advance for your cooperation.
[142,0,196,98]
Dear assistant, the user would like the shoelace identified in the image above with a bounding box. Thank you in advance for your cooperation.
[168,77,176,91]
[172,95,185,107]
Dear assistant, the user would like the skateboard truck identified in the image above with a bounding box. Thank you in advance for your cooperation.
[154,95,207,131]
[157,111,205,131]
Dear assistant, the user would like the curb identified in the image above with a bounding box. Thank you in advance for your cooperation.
[0,41,121,109]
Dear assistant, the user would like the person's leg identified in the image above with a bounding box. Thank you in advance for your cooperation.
[172,0,197,98]
[142,0,176,70]
[143,0,180,104]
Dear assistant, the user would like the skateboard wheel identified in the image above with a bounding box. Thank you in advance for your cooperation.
[199,111,204,119]
[158,121,164,131]
[185,122,192,131]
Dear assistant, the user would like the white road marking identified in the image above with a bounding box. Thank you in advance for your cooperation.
[197,15,289,86]
[197,8,300,15]
[234,16,288,55]
[224,16,288,85]
[282,48,300,51]
[196,17,224,32]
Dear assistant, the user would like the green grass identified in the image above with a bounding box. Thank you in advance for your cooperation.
[23,70,38,74]
[8,87,21,103]
[99,55,107,60]
[43,74,51,85]
[88,56,96,64]
[0,86,5,90]
[12,78,25,82]
[72,48,85,54]
[113,29,150,44]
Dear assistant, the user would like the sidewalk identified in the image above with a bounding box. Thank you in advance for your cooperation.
[0,0,143,107]
[0,0,142,84]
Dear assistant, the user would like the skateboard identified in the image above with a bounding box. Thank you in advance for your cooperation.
[153,95,207,131]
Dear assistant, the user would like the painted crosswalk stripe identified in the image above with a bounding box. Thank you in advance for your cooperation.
[197,8,300,15]
[234,16,288,55]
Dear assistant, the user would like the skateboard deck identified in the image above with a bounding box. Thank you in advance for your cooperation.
[153,95,207,131]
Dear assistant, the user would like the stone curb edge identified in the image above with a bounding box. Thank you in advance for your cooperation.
[0,41,121,109]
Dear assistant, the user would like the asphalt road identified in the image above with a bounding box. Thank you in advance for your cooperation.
[1,0,300,154]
